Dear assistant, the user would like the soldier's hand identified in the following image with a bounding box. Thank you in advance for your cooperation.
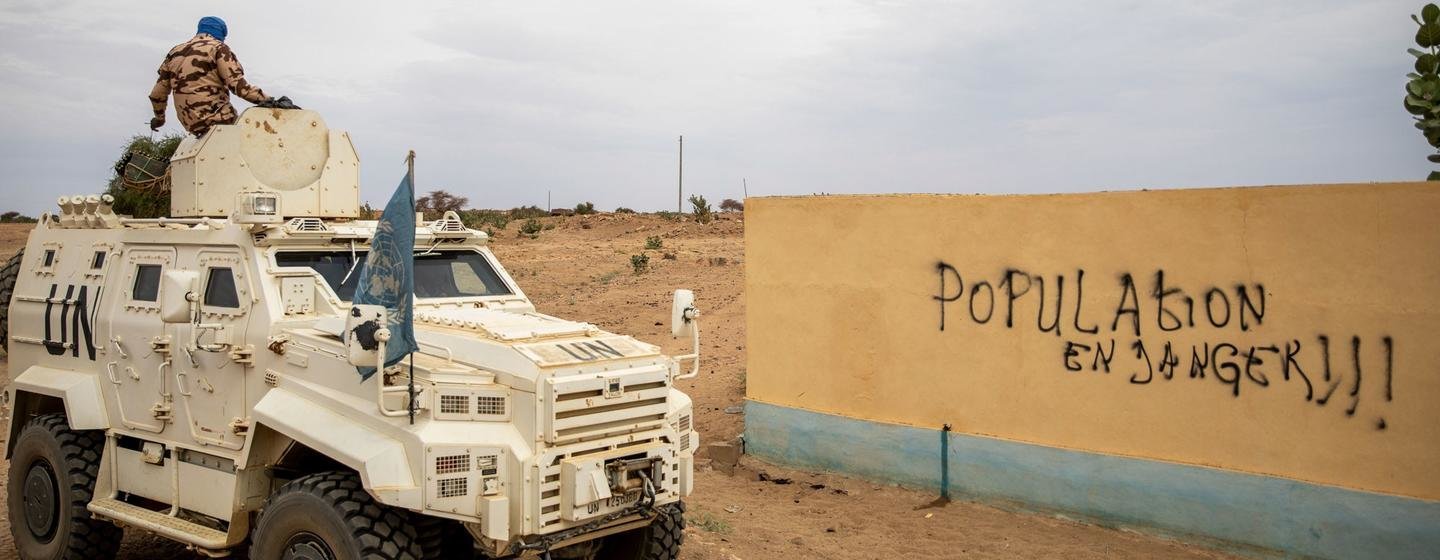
[149,116,165,131]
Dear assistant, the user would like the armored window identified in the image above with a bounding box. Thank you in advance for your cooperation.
[91,251,106,269]
[42,250,55,267]
[132,264,161,301]
[204,267,240,308]
[276,250,512,301]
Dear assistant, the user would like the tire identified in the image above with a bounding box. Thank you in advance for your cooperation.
[251,471,423,560]
[6,413,123,560]
[0,249,23,350]
[595,501,685,560]
[411,513,474,559]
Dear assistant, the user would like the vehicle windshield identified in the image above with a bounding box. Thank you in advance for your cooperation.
[276,251,513,301]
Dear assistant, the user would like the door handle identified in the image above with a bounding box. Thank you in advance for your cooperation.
[176,371,193,397]
[106,362,121,385]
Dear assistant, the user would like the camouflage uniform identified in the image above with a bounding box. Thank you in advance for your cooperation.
[148,34,267,136]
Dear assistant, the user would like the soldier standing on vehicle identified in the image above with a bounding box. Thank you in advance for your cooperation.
[148,16,271,136]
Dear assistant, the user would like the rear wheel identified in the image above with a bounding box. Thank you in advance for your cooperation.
[251,471,423,560]
[0,249,23,349]
[6,413,123,560]
[594,501,685,560]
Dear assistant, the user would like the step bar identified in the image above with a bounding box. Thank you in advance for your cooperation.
[88,498,230,550]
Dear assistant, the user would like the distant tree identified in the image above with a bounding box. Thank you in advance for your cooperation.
[688,194,713,224]
[614,207,636,214]
[574,201,596,215]
[720,198,744,212]
[1407,3,1440,179]
[509,205,548,219]
[0,211,37,223]
[416,190,469,214]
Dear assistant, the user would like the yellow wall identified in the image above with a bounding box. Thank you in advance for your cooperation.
[746,183,1440,500]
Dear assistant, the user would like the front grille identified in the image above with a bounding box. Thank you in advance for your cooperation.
[440,395,469,414]
[477,395,506,416]
[436,453,470,475]
[437,478,467,498]
[544,365,671,443]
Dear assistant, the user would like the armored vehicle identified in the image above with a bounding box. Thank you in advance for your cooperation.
[0,108,701,559]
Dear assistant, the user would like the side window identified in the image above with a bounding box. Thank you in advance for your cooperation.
[132,264,161,302]
[91,251,106,269]
[203,267,240,308]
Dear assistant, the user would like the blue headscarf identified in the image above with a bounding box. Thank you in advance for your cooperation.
[197,16,227,42]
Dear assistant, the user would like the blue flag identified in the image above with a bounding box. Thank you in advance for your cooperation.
[354,171,419,380]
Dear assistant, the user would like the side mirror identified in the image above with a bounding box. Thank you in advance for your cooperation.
[671,289,696,338]
[160,270,199,323]
[670,289,701,380]
[345,304,388,367]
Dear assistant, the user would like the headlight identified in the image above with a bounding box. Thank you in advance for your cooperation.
[253,195,278,215]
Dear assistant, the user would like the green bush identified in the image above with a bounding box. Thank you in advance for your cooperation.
[460,209,510,231]
[574,201,596,215]
[519,218,543,237]
[615,207,636,214]
[645,236,663,250]
[0,211,37,223]
[105,133,185,218]
[1408,2,1440,179]
[510,205,548,219]
[631,253,650,274]
[688,194,713,224]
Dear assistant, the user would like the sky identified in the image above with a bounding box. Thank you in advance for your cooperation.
[0,0,1430,216]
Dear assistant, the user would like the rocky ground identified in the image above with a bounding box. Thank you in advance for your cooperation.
[0,217,1233,559]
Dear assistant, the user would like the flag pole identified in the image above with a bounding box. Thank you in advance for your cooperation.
[406,150,417,425]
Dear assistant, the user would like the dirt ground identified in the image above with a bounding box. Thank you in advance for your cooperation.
[0,218,1234,559]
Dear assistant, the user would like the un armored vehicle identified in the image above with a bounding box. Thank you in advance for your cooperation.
[0,108,701,559]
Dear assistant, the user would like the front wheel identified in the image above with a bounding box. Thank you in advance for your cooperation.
[250,471,423,560]
[595,501,685,560]
[6,413,123,560]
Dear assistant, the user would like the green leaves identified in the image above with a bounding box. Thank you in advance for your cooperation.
[1418,23,1440,48]
[1408,5,1440,178]
[1418,53,1439,74]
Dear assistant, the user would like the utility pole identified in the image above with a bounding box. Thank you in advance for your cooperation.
[677,135,684,213]
[547,190,551,213]
[743,177,748,199]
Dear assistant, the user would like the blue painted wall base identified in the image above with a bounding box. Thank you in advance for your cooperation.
[744,400,1440,560]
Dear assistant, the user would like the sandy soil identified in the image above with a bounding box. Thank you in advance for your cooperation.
[0,218,1233,559]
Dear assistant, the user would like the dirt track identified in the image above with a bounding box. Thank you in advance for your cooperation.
[0,218,1233,559]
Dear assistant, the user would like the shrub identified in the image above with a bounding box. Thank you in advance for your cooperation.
[459,209,510,231]
[574,201,596,215]
[656,211,680,222]
[720,198,744,212]
[615,207,636,214]
[645,236,663,250]
[510,205,548,219]
[519,218,543,237]
[0,211,37,223]
[630,253,650,274]
[105,133,185,218]
[688,194,713,224]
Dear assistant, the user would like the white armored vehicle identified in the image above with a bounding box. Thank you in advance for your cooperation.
[0,108,701,560]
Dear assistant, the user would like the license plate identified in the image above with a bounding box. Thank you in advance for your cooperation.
[604,490,640,509]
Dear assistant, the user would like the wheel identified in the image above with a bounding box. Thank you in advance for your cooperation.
[251,471,423,560]
[6,413,123,560]
[594,501,685,560]
[0,249,22,350]
[411,513,474,559]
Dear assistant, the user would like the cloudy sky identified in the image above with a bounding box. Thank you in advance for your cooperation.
[0,0,1428,216]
